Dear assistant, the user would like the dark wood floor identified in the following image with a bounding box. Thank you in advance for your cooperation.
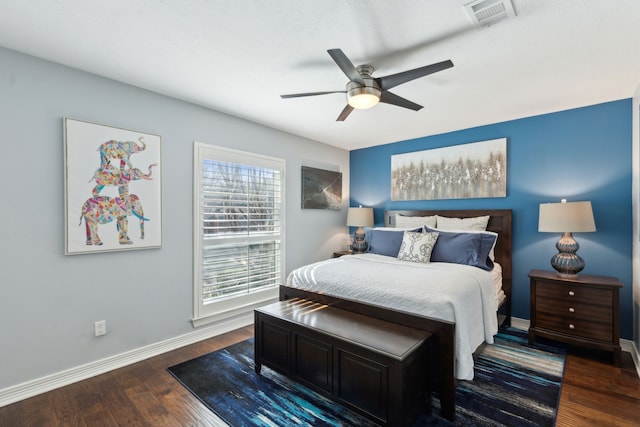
[556,346,640,426]
[1,326,638,426]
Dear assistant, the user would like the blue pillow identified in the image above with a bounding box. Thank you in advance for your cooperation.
[366,228,421,257]
[426,227,496,271]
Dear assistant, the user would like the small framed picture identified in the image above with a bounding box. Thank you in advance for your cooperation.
[301,166,342,210]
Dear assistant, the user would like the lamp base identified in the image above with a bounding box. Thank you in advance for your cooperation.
[352,227,368,253]
[550,232,585,277]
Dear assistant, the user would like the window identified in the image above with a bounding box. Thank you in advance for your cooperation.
[193,142,284,326]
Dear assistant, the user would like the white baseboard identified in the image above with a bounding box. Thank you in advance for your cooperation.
[511,316,640,376]
[0,314,253,408]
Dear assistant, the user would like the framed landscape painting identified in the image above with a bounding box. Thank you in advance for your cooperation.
[391,138,507,201]
[64,118,162,254]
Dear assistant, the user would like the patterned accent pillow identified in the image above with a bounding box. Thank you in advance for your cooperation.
[397,231,439,264]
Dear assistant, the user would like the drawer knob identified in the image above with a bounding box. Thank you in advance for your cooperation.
[569,324,575,329]
[569,307,575,313]
[568,291,575,296]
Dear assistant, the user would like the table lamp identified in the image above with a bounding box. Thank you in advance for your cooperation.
[538,199,596,277]
[347,206,374,253]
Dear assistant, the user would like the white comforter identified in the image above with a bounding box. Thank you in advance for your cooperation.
[286,253,499,380]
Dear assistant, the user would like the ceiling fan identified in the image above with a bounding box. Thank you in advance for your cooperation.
[281,48,453,121]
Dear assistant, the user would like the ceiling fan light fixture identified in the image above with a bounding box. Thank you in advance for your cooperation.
[347,84,381,109]
[348,91,380,109]
[281,49,453,120]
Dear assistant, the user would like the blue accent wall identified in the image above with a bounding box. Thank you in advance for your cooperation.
[350,99,633,339]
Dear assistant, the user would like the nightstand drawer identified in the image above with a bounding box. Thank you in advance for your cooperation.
[536,313,612,342]
[535,280,613,307]
[535,297,612,323]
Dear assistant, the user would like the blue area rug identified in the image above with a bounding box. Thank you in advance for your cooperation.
[168,327,565,426]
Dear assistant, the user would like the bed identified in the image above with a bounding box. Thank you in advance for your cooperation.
[279,209,512,420]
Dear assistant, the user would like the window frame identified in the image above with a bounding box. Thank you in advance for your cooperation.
[192,142,284,327]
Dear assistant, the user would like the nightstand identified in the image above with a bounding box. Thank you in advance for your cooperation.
[528,269,622,366]
[332,250,353,258]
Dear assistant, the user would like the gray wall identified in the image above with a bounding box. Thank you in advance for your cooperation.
[0,47,349,390]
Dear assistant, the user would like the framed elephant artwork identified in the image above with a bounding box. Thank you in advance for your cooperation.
[64,118,162,254]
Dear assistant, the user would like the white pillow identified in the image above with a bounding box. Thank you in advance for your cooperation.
[436,215,490,231]
[394,215,437,229]
[397,231,439,264]
[427,226,498,261]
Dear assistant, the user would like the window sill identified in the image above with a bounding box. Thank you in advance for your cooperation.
[191,290,279,328]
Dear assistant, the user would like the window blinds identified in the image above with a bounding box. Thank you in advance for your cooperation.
[200,159,282,303]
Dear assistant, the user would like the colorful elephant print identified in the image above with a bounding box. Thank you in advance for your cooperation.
[79,194,148,245]
[89,163,157,196]
[98,137,146,169]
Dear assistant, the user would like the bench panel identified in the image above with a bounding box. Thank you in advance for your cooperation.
[258,320,290,374]
[294,332,333,393]
[337,349,388,422]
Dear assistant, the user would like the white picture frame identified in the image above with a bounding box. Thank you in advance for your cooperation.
[64,118,162,254]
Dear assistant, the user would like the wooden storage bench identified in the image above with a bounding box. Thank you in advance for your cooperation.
[254,298,433,426]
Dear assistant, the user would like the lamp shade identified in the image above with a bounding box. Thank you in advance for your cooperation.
[538,201,595,233]
[347,207,374,227]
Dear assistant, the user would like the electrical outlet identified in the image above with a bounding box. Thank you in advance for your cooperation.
[94,320,107,337]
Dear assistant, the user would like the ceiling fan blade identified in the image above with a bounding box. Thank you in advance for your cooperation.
[378,59,453,90]
[281,90,345,99]
[336,105,354,121]
[379,91,423,111]
[327,49,365,85]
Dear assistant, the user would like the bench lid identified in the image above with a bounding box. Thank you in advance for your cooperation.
[256,299,431,360]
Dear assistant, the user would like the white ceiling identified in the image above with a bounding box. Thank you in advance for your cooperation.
[1,0,639,151]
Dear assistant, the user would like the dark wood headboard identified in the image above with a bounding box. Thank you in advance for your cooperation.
[384,209,513,321]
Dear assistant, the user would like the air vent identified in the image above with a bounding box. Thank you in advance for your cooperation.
[464,0,516,28]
